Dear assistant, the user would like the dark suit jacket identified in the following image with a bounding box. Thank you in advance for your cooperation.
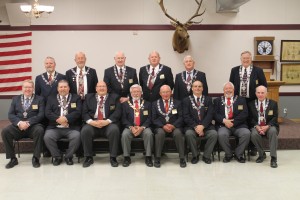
[104,66,138,97]
[139,64,174,102]
[8,95,45,127]
[82,93,121,125]
[35,72,66,101]
[229,65,267,102]
[121,99,151,128]
[174,70,208,100]
[152,98,183,130]
[248,99,279,131]
[182,95,215,131]
[45,94,82,130]
[65,66,98,95]
[213,96,249,130]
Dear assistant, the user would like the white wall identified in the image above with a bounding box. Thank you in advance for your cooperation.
[0,0,300,95]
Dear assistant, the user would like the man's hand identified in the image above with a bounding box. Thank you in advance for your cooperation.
[256,125,269,135]
[163,124,175,133]
[195,125,205,137]
[56,116,68,125]
[223,119,234,129]
[18,121,30,131]
[131,126,144,137]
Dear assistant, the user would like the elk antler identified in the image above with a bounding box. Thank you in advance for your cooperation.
[185,0,206,27]
[158,0,181,25]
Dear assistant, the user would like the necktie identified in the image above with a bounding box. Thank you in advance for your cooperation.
[98,96,104,120]
[48,73,52,83]
[241,68,248,97]
[196,97,200,107]
[78,69,84,98]
[259,102,266,126]
[62,96,67,107]
[148,68,155,90]
[24,98,30,110]
[119,68,123,80]
[186,72,191,82]
[134,100,140,126]
[165,100,169,113]
[227,98,233,119]
[62,96,68,116]
[196,97,201,120]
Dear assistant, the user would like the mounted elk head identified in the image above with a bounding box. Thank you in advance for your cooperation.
[158,0,206,53]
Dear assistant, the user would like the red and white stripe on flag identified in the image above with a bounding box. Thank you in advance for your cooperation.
[0,32,32,93]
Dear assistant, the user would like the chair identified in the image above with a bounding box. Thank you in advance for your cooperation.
[13,138,34,158]
[247,136,270,161]
[217,135,247,161]
[51,138,81,163]
[186,137,216,162]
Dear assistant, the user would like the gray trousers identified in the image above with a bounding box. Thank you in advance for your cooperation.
[154,128,185,159]
[1,124,44,159]
[81,124,120,157]
[44,128,81,159]
[218,127,250,158]
[121,128,153,157]
[251,126,278,158]
[185,129,218,159]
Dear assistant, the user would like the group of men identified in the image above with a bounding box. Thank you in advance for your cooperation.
[1,50,279,169]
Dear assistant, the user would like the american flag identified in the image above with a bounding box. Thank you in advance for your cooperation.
[0,32,32,93]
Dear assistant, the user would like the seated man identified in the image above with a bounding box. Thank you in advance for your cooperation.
[248,85,279,168]
[183,81,217,164]
[44,80,82,166]
[152,85,186,168]
[121,84,153,167]
[1,80,44,169]
[214,82,250,163]
[81,81,121,167]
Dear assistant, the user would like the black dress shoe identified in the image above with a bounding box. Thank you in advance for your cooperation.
[110,157,119,167]
[83,157,94,168]
[235,156,246,163]
[202,156,212,164]
[122,157,131,167]
[154,158,161,168]
[256,153,266,163]
[191,156,199,164]
[223,155,233,163]
[5,158,18,169]
[145,156,153,167]
[180,159,186,168]
[270,157,278,168]
[65,158,74,165]
[53,157,62,166]
[32,157,40,168]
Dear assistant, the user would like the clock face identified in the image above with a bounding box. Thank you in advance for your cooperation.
[257,41,273,55]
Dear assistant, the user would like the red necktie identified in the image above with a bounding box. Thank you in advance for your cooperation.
[97,96,104,120]
[227,98,233,119]
[78,69,84,98]
[134,100,140,126]
[259,102,266,126]
[197,97,201,120]
[241,69,247,97]
[186,72,191,82]
[119,68,123,80]
[165,100,169,113]
[48,74,52,82]
[148,68,155,90]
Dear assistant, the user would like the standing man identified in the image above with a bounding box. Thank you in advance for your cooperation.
[121,84,154,167]
[139,51,174,102]
[214,82,250,163]
[183,81,217,164]
[35,56,66,102]
[248,86,279,168]
[44,80,82,166]
[1,80,44,168]
[81,81,121,168]
[104,51,138,103]
[66,52,98,99]
[152,85,186,168]
[174,55,208,100]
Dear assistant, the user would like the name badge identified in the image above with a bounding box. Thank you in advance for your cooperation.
[268,110,273,115]
[110,105,115,110]
[172,109,177,114]
[256,79,259,84]
[32,105,38,110]
[238,105,243,110]
[160,74,165,79]
[143,110,148,115]
[71,103,76,108]
[129,79,133,84]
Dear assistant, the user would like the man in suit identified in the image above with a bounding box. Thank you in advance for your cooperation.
[248,85,279,168]
[35,56,66,102]
[121,84,153,167]
[104,51,138,103]
[214,82,250,163]
[139,51,174,102]
[183,81,217,164]
[1,80,44,169]
[152,85,186,168]
[81,81,121,167]
[44,80,82,166]
[65,52,98,99]
[174,55,208,100]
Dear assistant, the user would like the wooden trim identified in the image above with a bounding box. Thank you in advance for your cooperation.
[1,24,300,31]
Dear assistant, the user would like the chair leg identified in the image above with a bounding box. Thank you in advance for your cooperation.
[17,141,20,158]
